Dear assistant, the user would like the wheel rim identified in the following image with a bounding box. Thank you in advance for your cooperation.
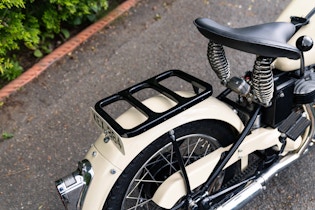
[121,134,222,209]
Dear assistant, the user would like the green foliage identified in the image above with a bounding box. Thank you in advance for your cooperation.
[0,58,23,81]
[2,59,23,81]
[0,1,25,9]
[2,132,14,139]
[0,0,109,84]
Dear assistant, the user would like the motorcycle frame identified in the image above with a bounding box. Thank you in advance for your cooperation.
[80,86,310,210]
[56,1,315,209]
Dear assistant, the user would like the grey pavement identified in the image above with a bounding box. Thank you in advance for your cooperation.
[1,0,315,209]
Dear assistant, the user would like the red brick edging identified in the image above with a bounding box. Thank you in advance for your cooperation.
[0,0,139,102]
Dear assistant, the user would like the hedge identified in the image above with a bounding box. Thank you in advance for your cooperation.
[0,0,109,85]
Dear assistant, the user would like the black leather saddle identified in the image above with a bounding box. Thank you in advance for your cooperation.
[194,18,300,59]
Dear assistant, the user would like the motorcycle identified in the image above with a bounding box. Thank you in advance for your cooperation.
[55,1,315,209]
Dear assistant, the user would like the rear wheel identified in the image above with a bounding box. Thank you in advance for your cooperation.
[104,120,239,210]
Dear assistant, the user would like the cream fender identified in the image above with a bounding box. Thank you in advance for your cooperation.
[81,92,244,210]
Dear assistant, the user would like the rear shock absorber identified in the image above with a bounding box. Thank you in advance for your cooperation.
[252,56,274,106]
[207,40,230,85]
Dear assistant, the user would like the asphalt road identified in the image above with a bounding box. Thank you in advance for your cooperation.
[1,0,315,209]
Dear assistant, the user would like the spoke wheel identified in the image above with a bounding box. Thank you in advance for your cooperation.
[104,120,239,210]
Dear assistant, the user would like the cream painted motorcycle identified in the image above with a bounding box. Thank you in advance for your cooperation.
[56,1,315,209]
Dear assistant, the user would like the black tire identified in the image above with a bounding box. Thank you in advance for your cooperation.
[103,120,239,210]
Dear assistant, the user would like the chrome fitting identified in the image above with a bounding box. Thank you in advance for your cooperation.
[55,159,94,210]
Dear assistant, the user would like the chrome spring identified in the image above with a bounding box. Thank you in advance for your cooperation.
[252,57,274,106]
[207,40,230,84]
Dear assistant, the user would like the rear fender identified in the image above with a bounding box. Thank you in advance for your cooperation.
[82,92,243,210]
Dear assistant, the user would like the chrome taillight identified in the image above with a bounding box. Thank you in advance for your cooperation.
[55,159,94,210]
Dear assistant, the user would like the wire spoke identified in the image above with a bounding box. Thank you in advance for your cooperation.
[127,166,162,198]
[126,198,152,210]
[122,133,221,209]
[159,151,178,172]
[184,137,203,166]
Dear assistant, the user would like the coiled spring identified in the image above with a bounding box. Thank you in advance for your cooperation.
[207,40,230,84]
[252,57,274,106]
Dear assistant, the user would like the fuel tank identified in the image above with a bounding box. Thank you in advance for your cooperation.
[274,0,315,71]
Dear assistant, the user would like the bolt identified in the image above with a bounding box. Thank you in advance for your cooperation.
[303,148,309,155]
[279,91,285,98]
[104,136,110,143]
[92,151,97,157]
[110,169,116,174]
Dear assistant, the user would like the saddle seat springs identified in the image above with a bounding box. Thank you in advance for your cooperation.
[207,40,274,106]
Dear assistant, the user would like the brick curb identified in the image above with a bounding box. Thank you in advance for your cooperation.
[0,0,139,102]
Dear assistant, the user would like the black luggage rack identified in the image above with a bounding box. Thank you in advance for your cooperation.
[94,70,213,138]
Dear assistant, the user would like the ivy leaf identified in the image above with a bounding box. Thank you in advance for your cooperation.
[87,14,96,22]
[61,29,70,39]
[34,49,43,58]
[72,16,82,26]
